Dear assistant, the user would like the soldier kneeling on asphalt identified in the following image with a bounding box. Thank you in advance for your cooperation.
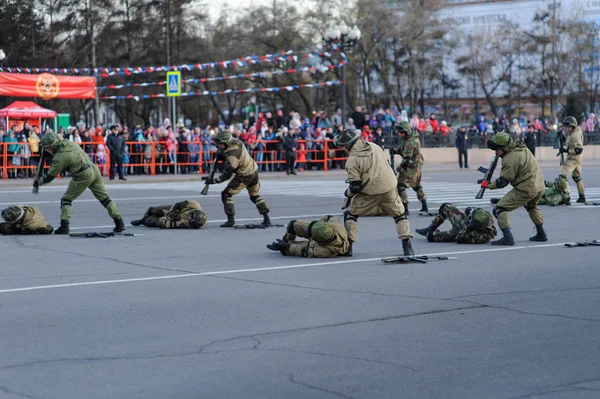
[415,203,497,244]
[1,205,54,235]
[130,200,207,229]
[266,215,350,258]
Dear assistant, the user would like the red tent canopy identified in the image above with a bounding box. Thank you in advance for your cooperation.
[0,101,57,118]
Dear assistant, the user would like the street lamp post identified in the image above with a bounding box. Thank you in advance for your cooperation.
[308,57,329,112]
[323,24,361,128]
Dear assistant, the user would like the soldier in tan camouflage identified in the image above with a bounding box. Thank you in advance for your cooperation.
[203,131,271,228]
[266,215,350,257]
[559,116,585,203]
[415,203,497,244]
[335,129,414,256]
[1,205,54,235]
[538,176,571,206]
[130,200,207,229]
[395,122,428,215]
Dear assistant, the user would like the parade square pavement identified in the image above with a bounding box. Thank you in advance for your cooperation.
[1,166,599,399]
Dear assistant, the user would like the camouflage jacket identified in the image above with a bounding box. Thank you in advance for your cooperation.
[9,206,50,234]
[158,200,203,229]
[216,139,258,182]
[396,133,424,168]
[565,126,584,163]
[45,140,96,182]
[489,142,545,194]
[346,140,397,196]
[285,215,350,258]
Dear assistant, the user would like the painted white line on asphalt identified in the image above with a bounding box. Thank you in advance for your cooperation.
[0,195,221,206]
[70,213,345,230]
[0,242,569,295]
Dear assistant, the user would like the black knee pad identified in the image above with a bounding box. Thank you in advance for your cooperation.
[524,203,537,212]
[250,195,260,204]
[438,202,452,214]
[221,191,232,203]
[412,185,423,192]
[287,220,297,234]
[493,206,507,218]
[572,174,582,183]
[99,197,112,208]
[393,215,407,223]
[343,211,358,223]
[61,198,73,208]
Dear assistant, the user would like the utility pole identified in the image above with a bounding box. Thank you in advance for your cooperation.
[550,0,557,122]
[165,0,174,125]
[89,0,100,126]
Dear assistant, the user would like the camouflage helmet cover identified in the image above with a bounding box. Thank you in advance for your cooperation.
[1,206,25,223]
[309,221,335,244]
[395,121,412,135]
[555,175,569,193]
[468,208,490,230]
[333,129,360,148]
[214,131,233,145]
[487,132,512,150]
[40,131,62,151]
[188,209,208,228]
[562,116,577,127]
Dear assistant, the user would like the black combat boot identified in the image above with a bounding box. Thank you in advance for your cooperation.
[402,239,414,256]
[220,215,235,228]
[342,242,353,257]
[419,200,428,214]
[260,213,272,227]
[113,217,126,233]
[403,202,410,216]
[529,224,548,242]
[577,193,586,203]
[490,198,500,205]
[54,220,70,235]
[415,222,436,237]
[491,228,515,246]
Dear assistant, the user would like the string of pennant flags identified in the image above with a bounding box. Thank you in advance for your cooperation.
[97,62,346,91]
[0,50,346,76]
[99,80,344,100]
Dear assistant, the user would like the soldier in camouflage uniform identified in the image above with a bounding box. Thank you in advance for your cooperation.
[538,176,571,206]
[266,215,350,257]
[0,205,54,235]
[479,132,546,245]
[559,116,586,203]
[130,200,207,229]
[202,131,272,228]
[34,131,125,235]
[335,129,414,256]
[415,203,497,244]
[395,122,428,215]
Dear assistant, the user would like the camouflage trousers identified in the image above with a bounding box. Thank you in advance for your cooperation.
[560,158,584,194]
[428,205,496,244]
[397,166,426,204]
[495,188,544,229]
[61,165,120,222]
[140,205,172,227]
[222,172,269,216]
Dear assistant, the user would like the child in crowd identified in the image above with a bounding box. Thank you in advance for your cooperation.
[122,145,130,176]
[96,144,107,176]
[296,143,306,172]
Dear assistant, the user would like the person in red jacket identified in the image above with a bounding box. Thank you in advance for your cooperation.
[429,113,439,133]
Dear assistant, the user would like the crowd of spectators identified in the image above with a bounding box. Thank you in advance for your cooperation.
[3,106,600,179]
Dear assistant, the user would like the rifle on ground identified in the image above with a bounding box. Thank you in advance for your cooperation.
[69,232,143,238]
[564,240,600,247]
[476,155,499,199]
[557,130,566,166]
[32,148,45,194]
[381,255,457,264]
[201,154,220,195]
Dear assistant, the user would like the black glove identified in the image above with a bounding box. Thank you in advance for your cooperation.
[216,151,226,161]
[477,178,484,184]
[266,239,290,252]
[33,180,39,189]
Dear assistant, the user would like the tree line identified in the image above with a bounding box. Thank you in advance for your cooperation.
[0,0,598,126]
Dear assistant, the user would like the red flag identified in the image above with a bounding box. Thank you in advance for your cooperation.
[0,72,96,99]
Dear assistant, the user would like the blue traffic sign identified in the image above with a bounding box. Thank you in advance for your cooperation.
[166,71,181,97]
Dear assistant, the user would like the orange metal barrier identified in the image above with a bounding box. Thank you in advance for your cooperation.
[0,139,349,180]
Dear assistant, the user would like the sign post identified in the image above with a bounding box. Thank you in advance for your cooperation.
[166,71,181,175]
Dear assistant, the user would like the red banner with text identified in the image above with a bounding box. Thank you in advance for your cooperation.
[0,72,96,99]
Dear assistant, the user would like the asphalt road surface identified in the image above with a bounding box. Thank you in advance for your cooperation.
[1,167,599,399]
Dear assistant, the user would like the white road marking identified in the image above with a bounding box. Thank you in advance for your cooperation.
[0,242,570,295]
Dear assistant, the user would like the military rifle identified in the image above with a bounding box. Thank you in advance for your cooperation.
[32,148,45,194]
[69,232,143,238]
[381,255,457,264]
[201,152,221,195]
[475,155,499,199]
[557,130,566,166]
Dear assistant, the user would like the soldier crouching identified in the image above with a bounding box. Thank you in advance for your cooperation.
[414,203,497,244]
[130,200,207,229]
[266,216,350,257]
[1,206,54,235]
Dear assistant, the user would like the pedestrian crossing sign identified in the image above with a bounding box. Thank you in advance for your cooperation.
[166,71,181,97]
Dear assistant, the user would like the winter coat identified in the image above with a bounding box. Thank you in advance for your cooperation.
[488,142,545,194]
[216,139,258,182]
[345,140,397,196]
[283,134,298,157]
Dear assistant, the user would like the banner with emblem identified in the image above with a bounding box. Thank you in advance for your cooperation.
[0,72,96,99]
